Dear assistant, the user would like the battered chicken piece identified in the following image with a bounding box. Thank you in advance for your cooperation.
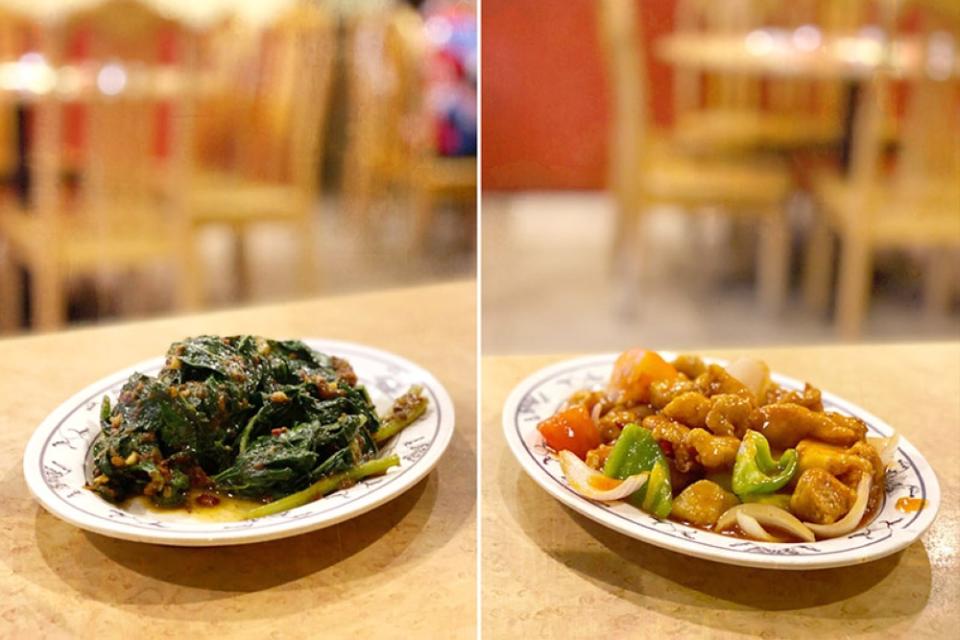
[599,406,654,442]
[671,479,739,527]
[796,439,885,518]
[683,428,740,471]
[564,389,606,413]
[705,393,753,437]
[796,440,872,478]
[672,354,707,380]
[790,468,855,524]
[642,414,690,454]
[748,403,867,449]
[695,364,753,400]
[649,377,698,410]
[843,441,886,517]
[585,444,614,471]
[763,383,823,411]
[662,392,711,428]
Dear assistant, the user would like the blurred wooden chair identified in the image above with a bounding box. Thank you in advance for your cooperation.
[0,8,31,333]
[601,0,794,311]
[342,8,394,229]
[803,10,960,337]
[344,5,476,251]
[386,6,476,250]
[191,18,257,176]
[0,9,28,187]
[0,0,197,331]
[185,2,335,301]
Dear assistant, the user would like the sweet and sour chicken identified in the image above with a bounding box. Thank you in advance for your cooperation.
[538,349,894,542]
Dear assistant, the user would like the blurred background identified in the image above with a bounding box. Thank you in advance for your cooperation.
[482,0,959,354]
[0,0,476,334]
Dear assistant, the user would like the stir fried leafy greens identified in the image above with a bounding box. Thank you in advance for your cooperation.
[90,336,425,510]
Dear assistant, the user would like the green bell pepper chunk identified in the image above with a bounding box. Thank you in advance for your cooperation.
[732,430,798,496]
[603,423,672,518]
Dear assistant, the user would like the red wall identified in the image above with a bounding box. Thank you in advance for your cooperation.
[482,0,676,191]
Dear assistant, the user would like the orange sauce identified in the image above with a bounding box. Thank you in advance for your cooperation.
[895,497,926,513]
[587,475,621,491]
[128,489,262,522]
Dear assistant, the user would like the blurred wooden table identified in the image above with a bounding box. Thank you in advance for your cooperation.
[483,343,959,638]
[657,31,960,80]
[657,29,959,172]
[0,59,208,102]
[0,280,476,638]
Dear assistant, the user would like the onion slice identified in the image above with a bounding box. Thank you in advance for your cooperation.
[558,450,649,501]
[804,473,872,539]
[590,402,603,427]
[868,432,900,467]
[737,511,779,542]
[716,503,816,543]
[725,357,771,400]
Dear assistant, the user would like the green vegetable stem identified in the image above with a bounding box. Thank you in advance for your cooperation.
[732,430,798,496]
[246,454,401,519]
[373,385,428,444]
[602,423,672,518]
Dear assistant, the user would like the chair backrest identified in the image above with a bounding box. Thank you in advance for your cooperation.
[343,7,393,170]
[265,2,336,194]
[0,8,31,181]
[598,0,648,207]
[192,17,258,172]
[205,2,336,197]
[849,3,960,210]
[890,13,960,203]
[343,4,428,187]
[382,5,429,171]
[33,0,196,237]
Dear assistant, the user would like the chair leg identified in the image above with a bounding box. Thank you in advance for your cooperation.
[836,234,872,339]
[613,206,648,318]
[233,224,249,302]
[803,215,834,315]
[412,187,434,252]
[609,193,636,275]
[924,248,957,318]
[173,225,203,312]
[32,257,64,331]
[757,209,790,313]
[0,245,23,332]
[346,168,374,232]
[297,212,318,295]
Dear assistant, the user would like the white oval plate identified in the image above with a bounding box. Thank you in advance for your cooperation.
[24,339,455,546]
[503,353,940,570]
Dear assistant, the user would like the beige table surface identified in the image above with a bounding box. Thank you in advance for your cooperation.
[482,343,959,639]
[0,280,476,639]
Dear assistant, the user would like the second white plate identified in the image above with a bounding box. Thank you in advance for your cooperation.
[503,353,940,570]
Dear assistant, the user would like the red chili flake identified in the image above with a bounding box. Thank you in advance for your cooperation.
[271,427,288,437]
[188,465,213,489]
[658,440,673,457]
[195,493,221,508]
